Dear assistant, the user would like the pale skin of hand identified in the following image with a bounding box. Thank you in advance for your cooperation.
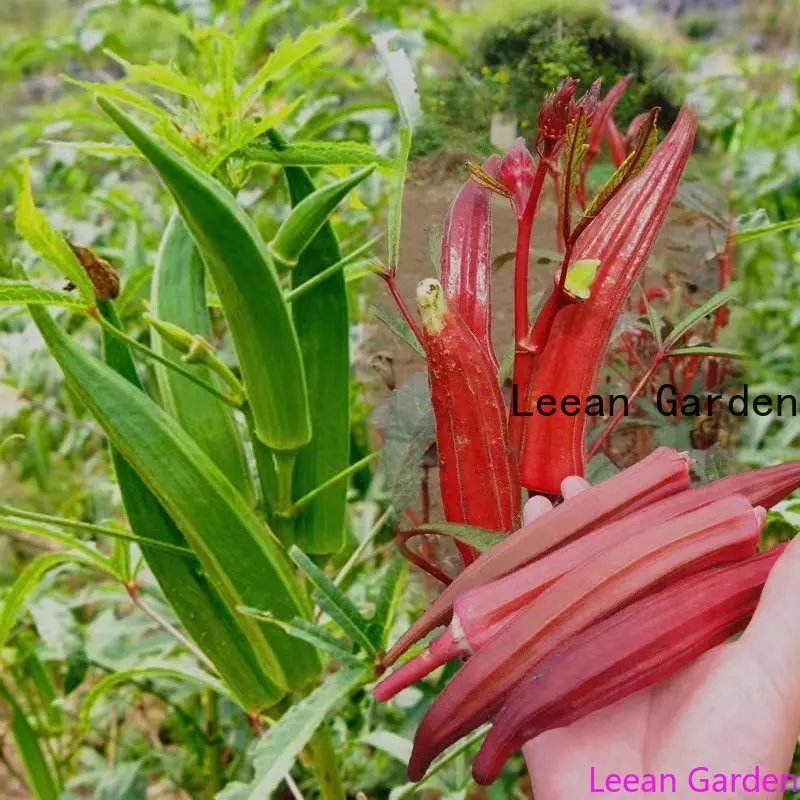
[520,478,800,800]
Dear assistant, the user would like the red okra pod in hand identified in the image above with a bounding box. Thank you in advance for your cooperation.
[472,545,785,783]
[406,494,763,779]
[417,279,520,567]
[384,447,691,666]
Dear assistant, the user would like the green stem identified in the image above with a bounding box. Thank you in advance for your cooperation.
[334,505,393,587]
[94,313,243,407]
[307,723,345,800]
[284,235,382,302]
[0,506,196,558]
[274,450,298,516]
[203,689,222,799]
[283,452,379,518]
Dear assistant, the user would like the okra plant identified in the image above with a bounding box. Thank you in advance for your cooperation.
[0,14,410,799]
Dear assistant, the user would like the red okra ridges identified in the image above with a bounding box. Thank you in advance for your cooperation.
[376,476,750,701]
[406,495,763,780]
[439,155,501,369]
[383,447,691,666]
[471,545,785,784]
[518,105,697,495]
[418,280,520,567]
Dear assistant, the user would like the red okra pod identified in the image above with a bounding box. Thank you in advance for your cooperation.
[383,447,691,666]
[382,458,800,670]
[439,155,501,369]
[517,105,697,495]
[406,495,763,779]
[472,545,785,783]
[376,475,756,701]
[418,279,521,567]
[498,137,535,219]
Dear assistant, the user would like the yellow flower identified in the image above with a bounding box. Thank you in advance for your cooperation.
[496,70,510,84]
[481,65,490,76]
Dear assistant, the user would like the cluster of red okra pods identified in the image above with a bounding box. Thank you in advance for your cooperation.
[375,77,800,782]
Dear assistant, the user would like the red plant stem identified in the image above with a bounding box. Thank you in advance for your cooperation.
[395,529,452,586]
[621,330,646,372]
[586,349,665,461]
[381,269,425,346]
[513,145,553,360]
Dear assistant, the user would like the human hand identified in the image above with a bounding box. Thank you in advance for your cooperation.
[520,479,800,800]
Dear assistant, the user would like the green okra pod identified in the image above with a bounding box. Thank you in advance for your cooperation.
[150,214,253,501]
[97,97,311,452]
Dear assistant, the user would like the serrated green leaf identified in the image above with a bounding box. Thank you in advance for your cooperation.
[664,285,737,349]
[639,284,663,347]
[106,50,208,103]
[371,303,425,356]
[0,278,88,308]
[668,345,746,358]
[64,75,170,120]
[406,522,505,554]
[290,545,376,654]
[15,163,94,301]
[245,666,367,799]
[734,216,800,244]
[238,16,354,112]
[245,140,391,167]
[372,555,408,649]
[43,140,140,160]
[238,608,360,665]
[80,663,230,731]
[0,552,93,650]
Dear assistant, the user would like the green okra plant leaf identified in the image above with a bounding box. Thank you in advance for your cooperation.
[0,678,60,800]
[268,163,377,268]
[26,300,322,704]
[226,665,368,800]
[151,214,253,501]
[0,552,97,651]
[15,162,95,302]
[245,140,392,167]
[268,128,354,554]
[97,96,311,452]
[0,278,89,309]
[80,663,231,732]
[290,545,377,654]
[97,300,286,712]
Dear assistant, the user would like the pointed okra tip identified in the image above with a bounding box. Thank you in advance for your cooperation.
[417,278,447,334]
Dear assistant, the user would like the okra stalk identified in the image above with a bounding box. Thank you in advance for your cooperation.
[383,447,691,666]
[406,495,763,779]
[472,545,785,783]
